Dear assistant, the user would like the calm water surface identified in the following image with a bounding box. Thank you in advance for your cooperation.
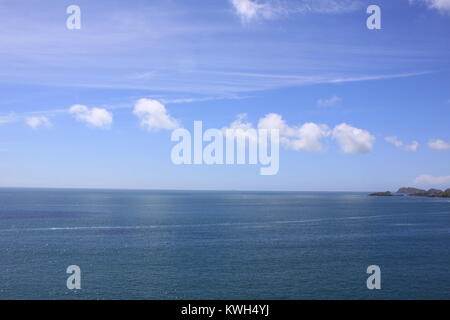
[0,188,449,299]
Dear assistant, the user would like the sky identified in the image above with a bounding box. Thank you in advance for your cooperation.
[0,0,449,191]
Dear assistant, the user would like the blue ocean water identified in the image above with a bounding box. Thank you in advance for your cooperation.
[0,188,449,300]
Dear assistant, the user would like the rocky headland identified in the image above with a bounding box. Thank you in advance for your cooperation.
[369,187,450,198]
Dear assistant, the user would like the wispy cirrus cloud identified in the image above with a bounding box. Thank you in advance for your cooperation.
[325,71,433,84]
[410,0,450,14]
[0,1,436,97]
[317,95,342,107]
[289,0,362,14]
[0,114,17,125]
[229,0,362,23]
[414,174,450,186]
[385,136,419,152]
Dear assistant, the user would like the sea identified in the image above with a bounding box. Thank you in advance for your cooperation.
[0,188,449,299]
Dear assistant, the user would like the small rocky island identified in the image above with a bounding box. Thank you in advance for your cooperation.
[369,191,393,196]
[369,187,450,198]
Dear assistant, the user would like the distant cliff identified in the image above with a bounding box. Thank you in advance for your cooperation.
[396,187,426,194]
[370,188,450,198]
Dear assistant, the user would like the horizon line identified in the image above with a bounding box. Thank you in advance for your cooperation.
[0,185,404,193]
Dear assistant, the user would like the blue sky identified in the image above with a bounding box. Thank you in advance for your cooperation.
[0,0,449,191]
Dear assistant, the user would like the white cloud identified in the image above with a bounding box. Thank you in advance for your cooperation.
[332,123,375,154]
[258,113,330,152]
[385,136,419,152]
[133,98,180,131]
[229,0,277,23]
[410,0,450,14]
[223,115,375,155]
[286,123,330,152]
[257,113,289,133]
[428,139,450,151]
[414,174,450,186]
[221,113,259,143]
[405,141,419,152]
[25,116,51,129]
[225,113,254,131]
[316,95,342,107]
[222,113,329,152]
[224,114,375,154]
[291,0,362,14]
[229,0,360,23]
[69,104,113,129]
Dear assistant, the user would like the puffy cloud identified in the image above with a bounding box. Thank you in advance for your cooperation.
[428,139,450,151]
[316,95,342,107]
[332,123,375,154]
[258,113,330,152]
[222,113,329,152]
[285,123,330,152]
[69,104,113,129]
[223,115,374,154]
[133,98,180,131]
[385,136,419,152]
[414,174,450,186]
[229,0,276,23]
[221,113,259,143]
[226,113,254,131]
[410,0,450,14]
[257,113,290,146]
[25,116,51,129]
[257,113,289,133]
